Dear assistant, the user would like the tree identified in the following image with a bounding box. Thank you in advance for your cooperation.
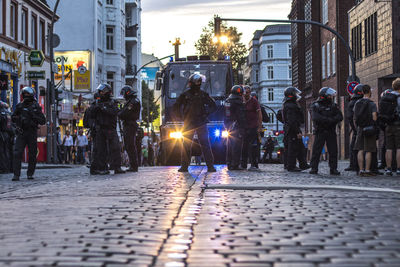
[195,16,248,72]
[141,80,159,128]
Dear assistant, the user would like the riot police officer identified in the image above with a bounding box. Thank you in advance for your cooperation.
[92,83,125,174]
[11,87,45,181]
[282,87,308,172]
[345,85,364,172]
[224,85,246,170]
[118,85,141,172]
[174,74,217,172]
[0,101,14,173]
[309,87,343,175]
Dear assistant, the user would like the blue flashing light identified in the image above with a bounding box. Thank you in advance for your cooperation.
[224,55,230,60]
[214,129,221,137]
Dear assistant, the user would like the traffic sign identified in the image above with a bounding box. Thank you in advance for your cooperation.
[27,71,46,80]
[28,50,45,67]
[347,81,359,95]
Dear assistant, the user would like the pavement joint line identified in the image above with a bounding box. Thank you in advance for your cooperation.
[203,184,400,194]
[150,166,207,267]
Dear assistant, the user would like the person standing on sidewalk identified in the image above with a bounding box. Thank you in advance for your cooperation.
[118,85,141,172]
[353,84,378,176]
[309,87,343,175]
[11,87,45,181]
[62,130,73,164]
[382,78,400,176]
[74,129,88,164]
[241,86,262,171]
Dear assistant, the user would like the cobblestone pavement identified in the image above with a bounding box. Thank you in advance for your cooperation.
[0,161,399,266]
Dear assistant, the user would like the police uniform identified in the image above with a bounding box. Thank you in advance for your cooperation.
[310,88,343,175]
[224,86,246,170]
[118,86,141,172]
[92,84,125,174]
[0,103,14,173]
[12,88,45,180]
[174,74,217,172]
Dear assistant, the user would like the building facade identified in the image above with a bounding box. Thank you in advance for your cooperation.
[349,0,400,103]
[245,25,292,133]
[289,0,354,158]
[0,0,56,111]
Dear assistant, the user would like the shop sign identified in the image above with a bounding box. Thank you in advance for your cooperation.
[0,60,12,73]
[27,71,46,80]
[73,70,91,91]
[28,50,45,67]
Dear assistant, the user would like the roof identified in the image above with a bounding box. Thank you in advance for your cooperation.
[39,0,49,7]
[262,24,291,36]
[253,30,263,40]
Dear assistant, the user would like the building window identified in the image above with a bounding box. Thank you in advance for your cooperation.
[106,26,114,50]
[322,45,326,79]
[10,1,17,40]
[365,12,377,57]
[21,8,28,44]
[31,14,37,49]
[304,0,311,35]
[267,66,274,79]
[97,20,102,50]
[267,45,273,59]
[255,50,258,62]
[106,0,113,5]
[288,65,292,79]
[288,44,292,57]
[47,25,51,55]
[321,0,328,24]
[305,49,312,83]
[39,20,45,52]
[255,70,259,82]
[268,88,274,101]
[0,0,3,34]
[268,113,274,123]
[332,38,336,74]
[107,72,114,92]
[327,41,331,77]
[351,23,362,61]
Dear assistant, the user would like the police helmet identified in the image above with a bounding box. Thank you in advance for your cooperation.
[251,92,258,99]
[120,85,137,98]
[97,83,112,98]
[21,87,36,99]
[381,89,393,98]
[284,87,301,102]
[231,85,243,96]
[319,87,337,99]
[0,101,8,109]
[188,73,202,86]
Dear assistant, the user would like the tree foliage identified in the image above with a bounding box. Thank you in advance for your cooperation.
[141,80,159,126]
[195,17,248,71]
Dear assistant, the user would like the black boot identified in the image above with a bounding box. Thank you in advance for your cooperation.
[114,168,126,174]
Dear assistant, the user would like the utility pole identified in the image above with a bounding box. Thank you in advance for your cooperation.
[170,38,182,60]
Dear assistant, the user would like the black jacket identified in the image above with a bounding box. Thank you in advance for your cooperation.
[94,98,119,129]
[12,100,45,131]
[346,95,363,132]
[174,88,217,126]
[283,100,304,136]
[311,100,343,132]
[118,97,141,128]
[224,94,246,130]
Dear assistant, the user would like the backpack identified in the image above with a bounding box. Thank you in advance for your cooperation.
[260,105,270,123]
[354,99,373,127]
[379,92,399,124]
[276,109,284,123]
[83,106,93,128]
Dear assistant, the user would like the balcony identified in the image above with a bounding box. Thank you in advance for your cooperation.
[126,25,138,43]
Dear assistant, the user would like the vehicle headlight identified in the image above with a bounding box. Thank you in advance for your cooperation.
[222,130,229,138]
[169,131,183,139]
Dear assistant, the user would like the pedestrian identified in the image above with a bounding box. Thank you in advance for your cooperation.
[55,127,63,164]
[118,85,141,172]
[262,136,275,163]
[173,73,217,173]
[309,87,343,175]
[62,130,73,164]
[74,129,88,164]
[224,85,246,170]
[11,87,45,181]
[136,127,144,167]
[282,87,309,172]
[92,83,125,175]
[142,146,148,166]
[380,78,400,175]
[84,93,101,174]
[241,86,262,171]
[0,101,14,173]
[344,86,364,172]
[353,84,378,176]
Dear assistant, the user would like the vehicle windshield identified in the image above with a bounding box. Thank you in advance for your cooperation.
[168,63,229,98]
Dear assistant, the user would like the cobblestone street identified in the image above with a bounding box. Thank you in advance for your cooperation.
[1,162,400,267]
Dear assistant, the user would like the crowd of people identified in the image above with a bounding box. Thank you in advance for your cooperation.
[2,76,400,180]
